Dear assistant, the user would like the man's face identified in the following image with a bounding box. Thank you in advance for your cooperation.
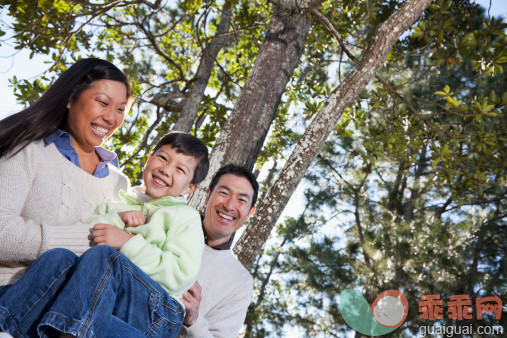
[203,174,256,246]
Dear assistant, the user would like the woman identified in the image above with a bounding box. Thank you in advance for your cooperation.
[0,59,183,337]
[0,58,131,285]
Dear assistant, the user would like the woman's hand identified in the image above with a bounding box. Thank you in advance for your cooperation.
[118,210,146,227]
[92,223,134,249]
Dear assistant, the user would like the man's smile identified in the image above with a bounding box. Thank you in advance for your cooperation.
[217,211,235,221]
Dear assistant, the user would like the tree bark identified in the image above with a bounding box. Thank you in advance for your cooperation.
[188,6,313,211]
[234,0,433,270]
[172,4,233,132]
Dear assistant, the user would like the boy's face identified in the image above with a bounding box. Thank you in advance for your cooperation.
[143,145,199,199]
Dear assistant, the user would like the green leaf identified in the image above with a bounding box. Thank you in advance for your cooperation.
[495,56,507,64]
[431,157,440,168]
[483,111,497,117]
[411,30,424,38]
[490,90,496,103]
[483,104,495,112]
[460,32,476,48]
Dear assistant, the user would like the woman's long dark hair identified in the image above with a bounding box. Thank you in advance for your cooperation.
[0,58,133,158]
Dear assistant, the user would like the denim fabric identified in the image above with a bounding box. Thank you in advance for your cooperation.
[0,248,78,337]
[0,247,184,338]
[0,286,10,298]
[38,246,184,338]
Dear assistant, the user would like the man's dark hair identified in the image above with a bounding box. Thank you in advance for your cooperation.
[152,132,209,185]
[208,164,259,208]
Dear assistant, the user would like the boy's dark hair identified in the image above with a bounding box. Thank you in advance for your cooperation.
[152,132,209,185]
[208,164,259,208]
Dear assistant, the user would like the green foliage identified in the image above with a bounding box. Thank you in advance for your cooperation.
[401,0,506,205]
[1,0,270,185]
[244,1,505,336]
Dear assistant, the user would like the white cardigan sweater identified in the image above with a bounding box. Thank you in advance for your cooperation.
[0,140,128,285]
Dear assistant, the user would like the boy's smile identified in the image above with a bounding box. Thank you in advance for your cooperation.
[143,145,199,199]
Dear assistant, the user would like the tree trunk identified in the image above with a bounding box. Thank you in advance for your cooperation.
[234,0,433,270]
[188,6,313,211]
[172,4,233,132]
[148,1,232,135]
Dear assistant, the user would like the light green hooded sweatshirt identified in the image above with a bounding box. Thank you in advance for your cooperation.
[88,188,204,303]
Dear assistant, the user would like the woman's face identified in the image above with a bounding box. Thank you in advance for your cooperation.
[66,79,128,152]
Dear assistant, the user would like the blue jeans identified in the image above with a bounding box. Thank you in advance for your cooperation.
[0,247,183,337]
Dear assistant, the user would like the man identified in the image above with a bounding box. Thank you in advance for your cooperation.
[179,164,258,337]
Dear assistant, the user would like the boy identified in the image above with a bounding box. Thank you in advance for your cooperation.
[89,131,209,301]
[88,130,209,297]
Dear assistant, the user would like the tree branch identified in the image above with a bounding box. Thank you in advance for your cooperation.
[134,12,185,81]
[310,7,448,139]
[120,106,166,167]
[235,0,434,270]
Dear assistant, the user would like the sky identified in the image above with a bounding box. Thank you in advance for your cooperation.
[0,0,505,120]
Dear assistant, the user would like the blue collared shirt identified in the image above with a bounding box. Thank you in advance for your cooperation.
[44,129,119,178]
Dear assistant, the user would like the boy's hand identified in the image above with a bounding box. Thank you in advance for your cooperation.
[118,210,146,227]
[92,223,134,250]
